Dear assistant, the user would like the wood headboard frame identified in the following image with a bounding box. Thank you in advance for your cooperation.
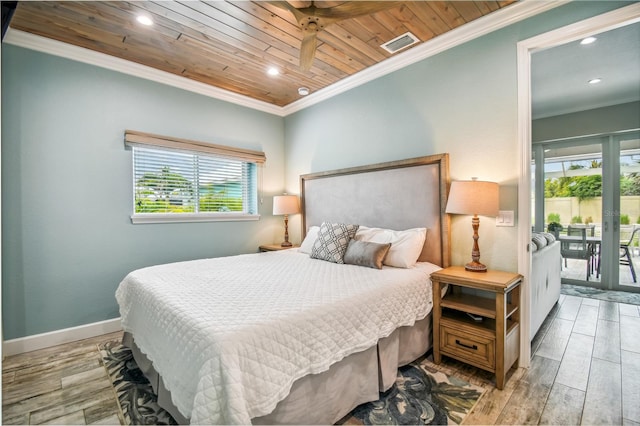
[300,154,451,268]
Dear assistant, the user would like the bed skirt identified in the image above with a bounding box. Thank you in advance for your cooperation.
[123,313,432,425]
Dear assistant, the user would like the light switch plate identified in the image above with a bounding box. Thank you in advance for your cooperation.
[496,210,515,227]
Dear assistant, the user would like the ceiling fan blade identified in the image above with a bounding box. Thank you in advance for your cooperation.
[266,1,306,22]
[271,1,401,71]
[305,1,401,20]
[299,29,318,71]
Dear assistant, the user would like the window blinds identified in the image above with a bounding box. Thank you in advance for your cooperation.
[126,130,261,220]
[124,130,266,164]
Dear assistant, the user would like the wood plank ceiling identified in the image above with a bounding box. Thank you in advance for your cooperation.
[9,1,515,107]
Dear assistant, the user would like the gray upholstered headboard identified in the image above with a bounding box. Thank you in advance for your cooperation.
[300,154,450,267]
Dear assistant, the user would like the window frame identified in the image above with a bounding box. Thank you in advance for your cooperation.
[125,130,264,224]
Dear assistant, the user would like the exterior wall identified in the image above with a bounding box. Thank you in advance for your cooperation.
[545,196,640,223]
[545,196,640,232]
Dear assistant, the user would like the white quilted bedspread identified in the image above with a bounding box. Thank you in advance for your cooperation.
[116,250,439,425]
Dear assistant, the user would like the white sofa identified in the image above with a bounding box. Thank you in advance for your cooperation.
[530,233,561,340]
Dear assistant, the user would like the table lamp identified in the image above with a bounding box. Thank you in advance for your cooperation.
[445,179,499,272]
[273,194,300,247]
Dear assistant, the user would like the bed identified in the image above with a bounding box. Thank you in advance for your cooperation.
[116,154,451,425]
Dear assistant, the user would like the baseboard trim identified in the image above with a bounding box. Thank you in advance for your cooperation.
[2,318,122,356]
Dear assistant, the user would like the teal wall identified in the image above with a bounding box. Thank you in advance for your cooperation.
[283,1,632,271]
[1,46,285,339]
[1,1,633,340]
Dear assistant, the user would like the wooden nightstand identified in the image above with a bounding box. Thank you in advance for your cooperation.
[259,244,299,252]
[430,266,522,390]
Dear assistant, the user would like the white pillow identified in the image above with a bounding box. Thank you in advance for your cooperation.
[355,226,427,268]
[299,226,320,254]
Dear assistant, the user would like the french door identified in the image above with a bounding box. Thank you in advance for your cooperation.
[533,130,640,293]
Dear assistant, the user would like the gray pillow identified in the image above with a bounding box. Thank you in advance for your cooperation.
[311,222,359,264]
[532,233,547,250]
[541,232,556,244]
[344,240,392,269]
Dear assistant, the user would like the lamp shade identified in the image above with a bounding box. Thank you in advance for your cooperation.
[445,180,499,217]
[273,195,300,215]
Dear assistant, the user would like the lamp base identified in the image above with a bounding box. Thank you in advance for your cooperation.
[465,260,488,272]
[280,241,293,248]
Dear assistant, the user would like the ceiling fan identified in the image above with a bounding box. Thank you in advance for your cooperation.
[269,1,401,71]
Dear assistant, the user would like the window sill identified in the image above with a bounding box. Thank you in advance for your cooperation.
[131,213,261,224]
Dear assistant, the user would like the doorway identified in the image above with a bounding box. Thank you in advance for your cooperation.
[516,3,640,366]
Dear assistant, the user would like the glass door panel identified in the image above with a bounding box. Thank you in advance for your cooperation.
[533,131,640,293]
[616,138,640,290]
[542,143,603,285]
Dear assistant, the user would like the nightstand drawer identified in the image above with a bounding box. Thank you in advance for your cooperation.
[440,320,495,371]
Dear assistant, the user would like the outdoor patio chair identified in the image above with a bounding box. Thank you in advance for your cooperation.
[561,227,593,281]
[568,223,595,236]
[620,226,640,283]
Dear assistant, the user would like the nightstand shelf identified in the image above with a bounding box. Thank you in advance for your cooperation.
[431,266,523,390]
[440,294,496,318]
[440,293,519,321]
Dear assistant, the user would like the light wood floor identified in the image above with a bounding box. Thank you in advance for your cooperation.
[2,294,639,425]
[457,293,640,425]
[2,332,124,425]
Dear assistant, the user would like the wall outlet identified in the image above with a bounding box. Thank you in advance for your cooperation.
[496,210,515,227]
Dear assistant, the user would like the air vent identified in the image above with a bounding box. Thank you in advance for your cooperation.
[380,32,419,54]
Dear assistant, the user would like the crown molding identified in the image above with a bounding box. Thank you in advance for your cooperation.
[5,0,565,117]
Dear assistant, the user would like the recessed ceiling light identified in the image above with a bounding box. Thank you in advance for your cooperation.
[298,87,310,96]
[267,67,279,76]
[136,15,153,26]
[588,78,602,85]
[580,36,597,45]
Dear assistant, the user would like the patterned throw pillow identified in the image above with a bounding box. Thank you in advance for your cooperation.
[311,222,359,264]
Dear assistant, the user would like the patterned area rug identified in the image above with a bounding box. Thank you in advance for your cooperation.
[100,341,484,425]
[100,340,176,425]
[561,283,640,305]
[337,362,484,425]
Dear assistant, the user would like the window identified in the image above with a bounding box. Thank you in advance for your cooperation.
[125,131,265,223]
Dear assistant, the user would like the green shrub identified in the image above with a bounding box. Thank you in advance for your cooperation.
[584,216,593,225]
[571,216,583,224]
[621,214,630,225]
[547,222,563,233]
[547,213,561,224]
